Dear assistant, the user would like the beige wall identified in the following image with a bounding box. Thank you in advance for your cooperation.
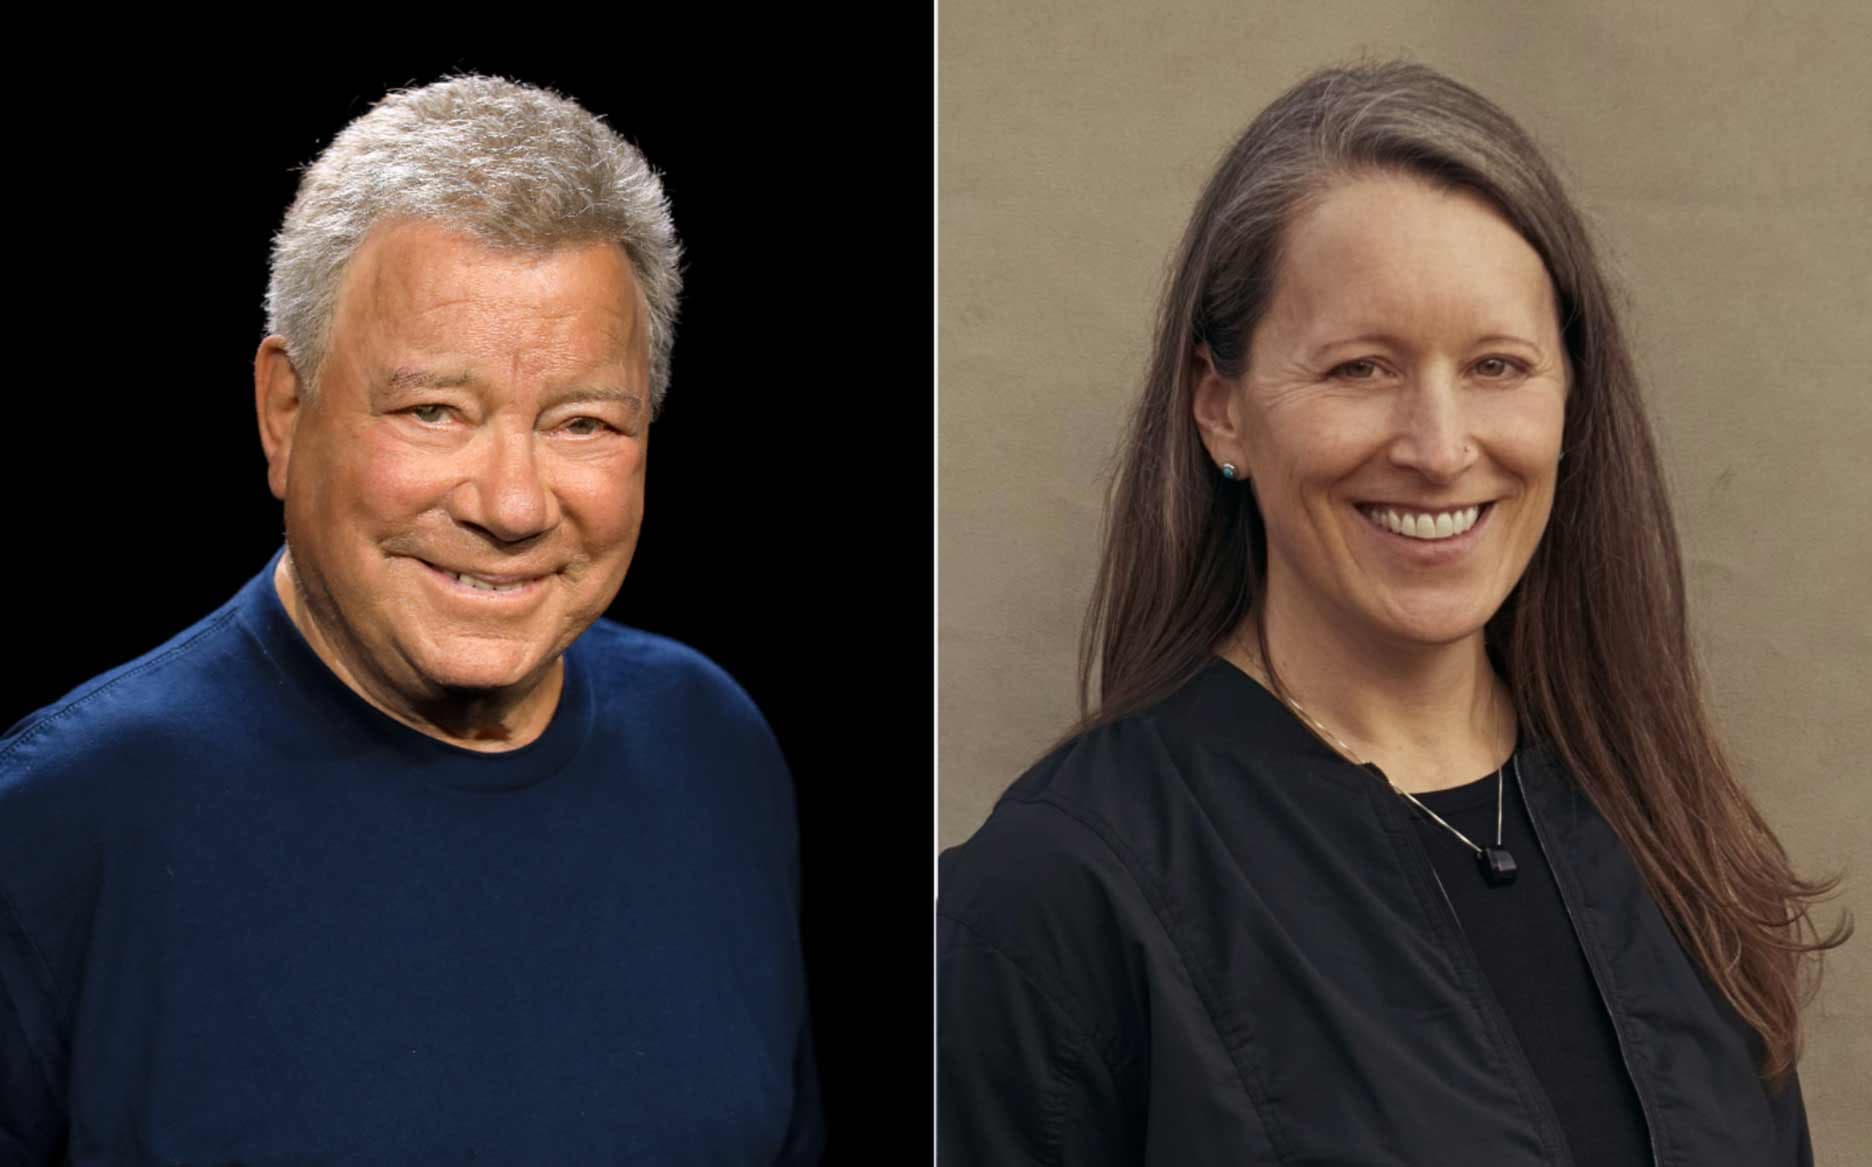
[939,0,1869,1157]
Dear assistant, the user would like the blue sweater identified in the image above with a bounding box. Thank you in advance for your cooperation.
[1,546,821,1164]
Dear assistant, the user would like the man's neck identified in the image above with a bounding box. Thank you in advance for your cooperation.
[272,554,561,752]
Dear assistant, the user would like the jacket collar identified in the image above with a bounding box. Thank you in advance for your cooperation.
[1162,655,1574,807]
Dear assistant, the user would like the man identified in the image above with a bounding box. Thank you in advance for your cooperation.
[1,76,821,1163]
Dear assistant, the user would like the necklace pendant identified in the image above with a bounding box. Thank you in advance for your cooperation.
[1478,846,1518,886]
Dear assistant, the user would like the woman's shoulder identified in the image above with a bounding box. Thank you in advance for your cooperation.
[948,658,1313,864]
[1005,711,1184,825]
[938,715,1193,1085]
[939,712,1180,930]
[938,670,1256,936]
[940,656,1358,945]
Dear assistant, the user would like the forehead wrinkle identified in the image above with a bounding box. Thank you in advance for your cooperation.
[343,225,651,408]
[1270,202,1559,361]
[371,303,631,390]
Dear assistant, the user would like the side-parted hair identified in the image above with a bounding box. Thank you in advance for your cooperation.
[1080,56,1849,1085]
[266,74,683,414]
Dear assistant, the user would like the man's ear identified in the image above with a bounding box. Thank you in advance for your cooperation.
[255,336,304,503]
[1190,344,1250,476]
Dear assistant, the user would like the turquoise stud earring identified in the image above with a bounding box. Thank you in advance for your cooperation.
[1220,462,1239,480]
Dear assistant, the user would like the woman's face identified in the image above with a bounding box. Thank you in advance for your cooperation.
[1194,173,1569,655]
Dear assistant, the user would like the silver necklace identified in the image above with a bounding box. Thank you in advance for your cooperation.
[1276,687,1520,888]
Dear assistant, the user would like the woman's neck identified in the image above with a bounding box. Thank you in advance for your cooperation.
[1220,595,1518,794]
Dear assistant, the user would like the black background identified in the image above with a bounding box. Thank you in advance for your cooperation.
[7,37,932,1152]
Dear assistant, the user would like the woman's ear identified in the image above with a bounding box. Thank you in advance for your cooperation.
[1191,344,1250,476]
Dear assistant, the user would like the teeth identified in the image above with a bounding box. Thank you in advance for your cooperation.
[1359,504,1482,541]
[453,572,527,593]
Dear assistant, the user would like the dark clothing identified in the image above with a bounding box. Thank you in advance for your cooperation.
[938,658,1812,1165]
[1412,767,1652,1164]
[1,546,821,1165]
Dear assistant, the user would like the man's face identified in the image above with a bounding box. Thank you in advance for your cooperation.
[270,219,651,707]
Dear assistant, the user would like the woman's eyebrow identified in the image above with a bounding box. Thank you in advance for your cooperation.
[1306,331,1545,359]
[1471,333,1545,350]
[1307,331,1410,357]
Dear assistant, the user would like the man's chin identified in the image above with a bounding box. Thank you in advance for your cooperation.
[407,641,559,697]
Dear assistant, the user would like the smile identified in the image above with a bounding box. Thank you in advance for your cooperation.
[417,559,550,600]
[1356,503,1486,540]
[1353,501,1496,559]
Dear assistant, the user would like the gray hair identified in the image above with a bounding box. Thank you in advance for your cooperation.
[265,74,683,414]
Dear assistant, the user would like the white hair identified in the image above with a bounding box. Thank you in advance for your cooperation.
[265,74,683,413]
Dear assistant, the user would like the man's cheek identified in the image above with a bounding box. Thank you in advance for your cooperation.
[566,460,645,534]
[362,454,450,515]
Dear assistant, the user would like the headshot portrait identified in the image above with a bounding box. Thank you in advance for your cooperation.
[3,41,931,1162]
[939,4,1865,1165]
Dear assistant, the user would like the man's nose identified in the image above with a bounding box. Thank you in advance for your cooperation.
[451,426,560,543]
[1386,368,1478,483]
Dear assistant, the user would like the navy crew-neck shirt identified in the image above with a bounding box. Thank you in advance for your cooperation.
[1,546,821,1163]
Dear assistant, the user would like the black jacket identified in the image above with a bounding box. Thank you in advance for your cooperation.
[938,659,1813,1165]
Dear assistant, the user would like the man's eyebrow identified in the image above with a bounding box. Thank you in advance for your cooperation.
[540,383,646,414]
[376,366,645,415]
[381,366,476,392]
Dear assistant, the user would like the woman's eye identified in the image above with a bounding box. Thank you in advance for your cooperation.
[1332,359,1382,380]
[1474,357,1524,379]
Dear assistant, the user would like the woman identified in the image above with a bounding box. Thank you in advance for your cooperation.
[937,60,1849,1165]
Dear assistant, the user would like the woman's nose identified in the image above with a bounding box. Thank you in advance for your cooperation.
[1386,370,1478,483]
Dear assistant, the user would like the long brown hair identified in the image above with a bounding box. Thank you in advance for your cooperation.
[1078,57,1851,1085]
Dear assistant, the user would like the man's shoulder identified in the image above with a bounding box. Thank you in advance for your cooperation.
[575,617,754,702]
[572,620,797,847]
[0,585,264,854]
[572,618,775,745]
[575,617,733,681]
[2,593,253,777]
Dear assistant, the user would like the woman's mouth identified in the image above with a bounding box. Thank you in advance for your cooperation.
[1356,502,1489,541]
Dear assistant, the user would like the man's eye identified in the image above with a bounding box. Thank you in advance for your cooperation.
[562,416,613,436]
[408,404,451,423]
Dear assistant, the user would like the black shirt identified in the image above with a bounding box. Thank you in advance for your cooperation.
[1411,763,1653,1164]
[938,657,1813,1165]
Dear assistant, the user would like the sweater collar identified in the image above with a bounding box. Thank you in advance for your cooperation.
[233,543,595,793]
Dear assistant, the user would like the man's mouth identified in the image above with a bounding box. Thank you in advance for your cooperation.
[418,559,549,595]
